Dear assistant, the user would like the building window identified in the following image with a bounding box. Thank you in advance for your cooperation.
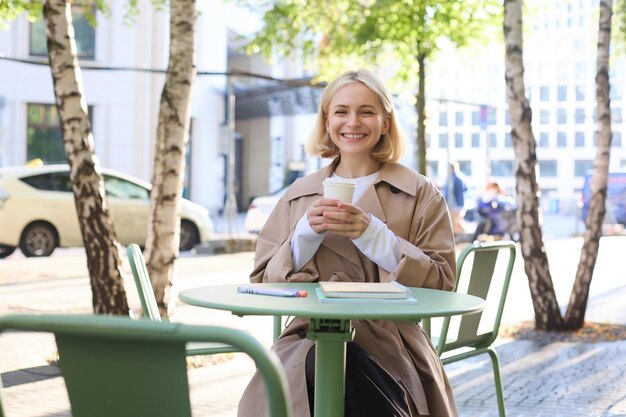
[29,6,96,59]
[27,103,93,164]
[539,160,558,177]
[612,108,622,124]
[575,132,585,147]
[610,85,623,100]
[575,108,585,124]
[557,108,567,124]
[557,86,567,101]
[540,110,550,124]
[458,160,472,177]
[471,133,480,148]
[438,134,448,148]
[427,161,439,178]
[539,132,549,147]
[489,133,497,148]
[455,112,464,126]
[439,112,448,126]
[557,132,568,147]
[491,160,515,177]
[575,85,585,100]
[471,111,480,126]
[574,160,593,177]
[540,86,550,101]
[505,132,512,147]
[614,132,622,147]
[27,104,65,163]
[487,109,497,125]
[454,133,463,148]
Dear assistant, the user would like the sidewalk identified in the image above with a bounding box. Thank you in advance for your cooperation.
[1,236,626,416]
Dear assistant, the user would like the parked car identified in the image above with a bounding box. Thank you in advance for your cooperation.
[581,170,626,226]
[0,164,213,258]
[244,187,287,233]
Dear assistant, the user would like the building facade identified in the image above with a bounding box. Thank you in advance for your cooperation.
[0,0,315,219]
[425,0,626,213]
[2,0,624,221]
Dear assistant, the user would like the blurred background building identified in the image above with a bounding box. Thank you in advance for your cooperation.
[426,0,626,214]
[0,0,624,221]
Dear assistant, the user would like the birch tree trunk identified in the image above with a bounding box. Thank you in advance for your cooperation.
[43,0,129,315]
[564,0,613,329]
[503,0,562,330]
[415,50,427,176]
[145,0,196,317]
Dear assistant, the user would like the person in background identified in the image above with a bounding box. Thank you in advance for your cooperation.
[472,182,518,241]
[238,69,458,417]
[442,162,467,235]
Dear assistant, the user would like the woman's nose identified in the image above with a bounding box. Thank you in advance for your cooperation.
[347,113,360,126]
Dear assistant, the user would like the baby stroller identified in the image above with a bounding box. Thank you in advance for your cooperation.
[471,194,519,242]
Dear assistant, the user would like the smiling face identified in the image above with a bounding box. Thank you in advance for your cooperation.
[325,82,390,160]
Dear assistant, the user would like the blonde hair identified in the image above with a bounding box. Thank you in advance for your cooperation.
[305,69,406,162]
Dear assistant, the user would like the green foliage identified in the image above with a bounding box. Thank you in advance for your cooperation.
[0,0,163,29]
[0,0,43,28]
[240,0,501,88]
[615,0,626,54]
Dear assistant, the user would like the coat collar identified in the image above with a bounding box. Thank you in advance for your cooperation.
[284,157,418,202]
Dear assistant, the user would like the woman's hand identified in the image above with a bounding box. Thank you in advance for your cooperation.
[308,198,370,238]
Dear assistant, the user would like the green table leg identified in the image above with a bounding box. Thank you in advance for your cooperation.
[307,318,353,417]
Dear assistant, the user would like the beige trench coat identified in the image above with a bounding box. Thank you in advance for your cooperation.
[238,159,458,417]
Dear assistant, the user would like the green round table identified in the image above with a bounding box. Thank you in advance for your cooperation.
[179,282,485,417]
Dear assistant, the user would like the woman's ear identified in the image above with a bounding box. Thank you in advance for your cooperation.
[382,114,390,135]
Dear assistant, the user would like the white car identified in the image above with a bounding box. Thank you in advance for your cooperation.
[244,187,287,233]
[0,164,213,257]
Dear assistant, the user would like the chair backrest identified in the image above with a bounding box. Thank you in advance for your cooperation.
[0,314,293,417]
[127,244,162,321]
[127,243,284,342]
[435,240,516,355]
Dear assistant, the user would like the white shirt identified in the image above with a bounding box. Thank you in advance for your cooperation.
[290,172,400,273]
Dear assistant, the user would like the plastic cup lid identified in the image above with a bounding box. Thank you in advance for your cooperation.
[323,177,356,186]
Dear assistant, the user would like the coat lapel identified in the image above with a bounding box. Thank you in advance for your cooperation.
[355,182,386,223]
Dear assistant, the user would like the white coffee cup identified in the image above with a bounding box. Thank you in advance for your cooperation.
[323,177,356,203]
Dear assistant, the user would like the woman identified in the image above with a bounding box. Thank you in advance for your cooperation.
[238,69,458,417]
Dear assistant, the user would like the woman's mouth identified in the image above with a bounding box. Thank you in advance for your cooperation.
[342,133,367,141]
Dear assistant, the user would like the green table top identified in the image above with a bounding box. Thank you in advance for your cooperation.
[179,283,485,321]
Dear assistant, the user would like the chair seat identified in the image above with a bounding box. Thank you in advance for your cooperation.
[431,333,494,353]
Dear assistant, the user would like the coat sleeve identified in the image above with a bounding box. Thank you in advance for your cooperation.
[249,197,321,284]
[388,192,456,291]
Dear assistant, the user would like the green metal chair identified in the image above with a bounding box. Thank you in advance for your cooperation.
[426,240,516,417]
[126,243,283,344]
[0,314,293,417]
[126,243,235,355]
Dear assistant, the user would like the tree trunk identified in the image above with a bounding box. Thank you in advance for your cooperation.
[564,0,613,329]
[503,0,562,330]
[415,50,427,176]
[43,0,129,315]
[145,0,196,317]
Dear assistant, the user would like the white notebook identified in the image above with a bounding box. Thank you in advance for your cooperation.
[318,281,411,299]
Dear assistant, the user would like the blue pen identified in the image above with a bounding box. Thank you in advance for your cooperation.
[237,286,308,298]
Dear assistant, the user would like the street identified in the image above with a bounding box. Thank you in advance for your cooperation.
[1,220,626,416]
